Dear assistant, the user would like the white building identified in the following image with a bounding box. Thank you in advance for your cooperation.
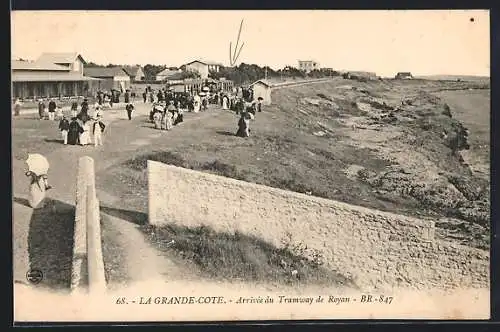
[298,60,319,73]
[183,60,223,79]
[249,79,273,105]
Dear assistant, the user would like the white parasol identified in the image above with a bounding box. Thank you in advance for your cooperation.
[202,86,210,92]
[26,153,49,175]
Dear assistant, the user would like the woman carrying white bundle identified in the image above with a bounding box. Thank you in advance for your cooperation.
[25,154,52,209]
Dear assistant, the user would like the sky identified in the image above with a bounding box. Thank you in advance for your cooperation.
[11,10,490,77]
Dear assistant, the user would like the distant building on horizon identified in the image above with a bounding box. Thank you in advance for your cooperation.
[156,68,183,81]
[182,60,223,79]
[342,71,379,81]
[395,72,413,79]
[298,60,319,73]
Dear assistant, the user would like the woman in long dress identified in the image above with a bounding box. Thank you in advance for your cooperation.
[153,111,162,129]
[165,111,173,130]
[193,94,201,113]
[79,120,91,145]
[222,95,229,110]
[68,118,83,145]
[174,108,184,125]
[160,112,167,130]
[236,111,253,137]
[25,154,51,208]
[26,172,48,208]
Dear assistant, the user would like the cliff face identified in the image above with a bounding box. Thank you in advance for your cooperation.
[268,78,490,250]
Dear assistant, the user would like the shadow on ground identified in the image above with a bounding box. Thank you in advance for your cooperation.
[14,197,75,292]
[100,205,147,225]
[215,130,236,137]
[44,138,64,144]
[140,222,358,289]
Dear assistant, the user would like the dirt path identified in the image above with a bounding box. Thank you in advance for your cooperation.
[102,214,196,287]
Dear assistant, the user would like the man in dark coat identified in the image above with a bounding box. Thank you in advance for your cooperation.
[257,97,263,112]
[126,103,134,120]
[58,115,70,144]
[143,91,147,103]
[48,98,57,120]
[67,118,83,145]
[81,98,89,113]
[114,91,121,103]
[124,91,130,103]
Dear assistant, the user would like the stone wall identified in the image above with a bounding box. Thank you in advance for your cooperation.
[71,156,106,293]
[148,160,489,291]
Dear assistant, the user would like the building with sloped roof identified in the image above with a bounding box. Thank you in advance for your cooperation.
[123,65,145,81]
[84,67,131,92]
[249,79,273,105]
[11,56,99,100]
[37,52,87,74]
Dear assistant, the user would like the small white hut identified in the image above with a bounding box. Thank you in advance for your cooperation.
[249,79,273,105]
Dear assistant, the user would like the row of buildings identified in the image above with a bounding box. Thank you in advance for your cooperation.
[11,53,230,100]
[11,53,146,100]
[11,52,414,100]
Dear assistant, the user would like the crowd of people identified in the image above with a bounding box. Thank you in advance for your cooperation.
[144,85,264,138]
[35,97,107,147]
[33,92,137,146]
[151,100,184,130]
[60,98,107,147]
[95,89,136,108]
[17,82,265,150]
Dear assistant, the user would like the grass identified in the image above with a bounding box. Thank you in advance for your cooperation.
[125,151,250,180]
[122,144,393,204]
[140,223,356,288]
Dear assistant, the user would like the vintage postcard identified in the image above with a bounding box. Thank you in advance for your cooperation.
[12,10,490,322]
